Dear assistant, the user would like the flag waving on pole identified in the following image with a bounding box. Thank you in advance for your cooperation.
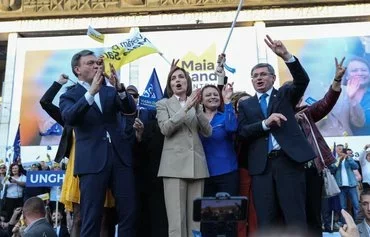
[103,28,160,76]
[139,68,163,110]
[12,124,21,163]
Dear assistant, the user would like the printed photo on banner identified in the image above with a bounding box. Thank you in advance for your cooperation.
[280,36,370,137]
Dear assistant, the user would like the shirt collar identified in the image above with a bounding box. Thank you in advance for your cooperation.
[77,80,91,91]
[256,87,273,100]
[24,218,46,233]
[174,95,186,102]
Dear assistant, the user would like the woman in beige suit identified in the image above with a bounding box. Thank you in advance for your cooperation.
[156,64,212,237]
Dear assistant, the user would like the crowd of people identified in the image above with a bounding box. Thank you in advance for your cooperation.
[1,34,370,237]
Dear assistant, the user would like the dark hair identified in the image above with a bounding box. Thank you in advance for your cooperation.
[201,84,224,112]
[342,56,370,85]
[231,91,252,113]
[23,197,46,218]
[71,50,95,78]
[165,67,192,98]
[336,144,344,148]
[9,163,20,176]
[250,63,275,77]
[360,189,370,199]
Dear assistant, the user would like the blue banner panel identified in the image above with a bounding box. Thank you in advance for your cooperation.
[26,171,65,187]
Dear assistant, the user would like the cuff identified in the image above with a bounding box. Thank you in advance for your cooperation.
[285,55,296,63]
[262,120,270,131]
[84,92,94,105]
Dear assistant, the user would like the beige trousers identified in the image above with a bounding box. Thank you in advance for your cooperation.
[163,177,204,237]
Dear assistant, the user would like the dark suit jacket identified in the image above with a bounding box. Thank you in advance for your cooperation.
[24,218,57,237]
[59,83,136,175]
[40,81,74,163]
[57,225,70,237]
[238,57,316,175]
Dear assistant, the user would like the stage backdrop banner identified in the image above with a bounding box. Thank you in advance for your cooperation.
[8,27,257,163]
[267,21,370,153]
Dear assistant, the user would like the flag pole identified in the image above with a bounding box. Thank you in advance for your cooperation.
[222,0,244,54]
[159,52,171,65]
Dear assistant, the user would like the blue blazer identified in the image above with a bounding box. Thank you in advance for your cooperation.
[238,58,316,175]
[59,83,136,175]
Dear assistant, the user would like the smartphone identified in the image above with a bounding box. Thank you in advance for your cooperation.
[193,196,248,222]
[8,177,12,182]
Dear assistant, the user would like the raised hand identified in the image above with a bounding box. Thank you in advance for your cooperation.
[347,76,361,102]
[334,57,346,81]
[105,63,119,88]
[89,68,104,95]
[339,209,360,237]
[265,113,287,128]
[216,54,226,85]
[171,59,180,72]
[133,118,144,142]
[57,74,69,85]
[222,82,234,104]
[264,35,292,61]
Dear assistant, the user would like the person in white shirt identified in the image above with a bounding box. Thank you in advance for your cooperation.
[359,144,370,190]
[3,163,26,221]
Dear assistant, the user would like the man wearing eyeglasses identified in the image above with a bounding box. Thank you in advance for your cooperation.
[59,50,137,237]
[238,35,316,231]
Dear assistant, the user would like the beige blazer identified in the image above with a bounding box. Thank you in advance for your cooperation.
[156,96,212,179]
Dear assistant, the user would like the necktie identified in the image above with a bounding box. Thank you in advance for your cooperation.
[260,93,273,152]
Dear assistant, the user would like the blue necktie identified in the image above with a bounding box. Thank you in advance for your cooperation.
[260,93,273,152]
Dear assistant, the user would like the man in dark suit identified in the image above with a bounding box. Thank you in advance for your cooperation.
[238,35,316,230]
[59,50,137,237]
[23,197,57,237]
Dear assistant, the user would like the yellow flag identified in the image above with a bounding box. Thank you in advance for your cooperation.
[103,28,159,75]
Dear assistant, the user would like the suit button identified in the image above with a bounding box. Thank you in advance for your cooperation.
[102,137,107,141]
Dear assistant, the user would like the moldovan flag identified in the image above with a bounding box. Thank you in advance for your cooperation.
[103,28,160,75]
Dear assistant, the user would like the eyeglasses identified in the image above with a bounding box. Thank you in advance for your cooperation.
[251,72,273,79]
[0,167,5,169]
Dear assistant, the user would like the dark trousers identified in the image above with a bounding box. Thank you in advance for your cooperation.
[136,178,168,237]
[305,168,323,236]
[79,143,136,237]
[252,154,307,231]
[4,197,23,222]
[201,170,239,237]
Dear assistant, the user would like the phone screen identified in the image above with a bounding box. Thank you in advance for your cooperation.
[193,197,247,222]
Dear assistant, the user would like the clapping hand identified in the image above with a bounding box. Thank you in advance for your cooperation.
[185,89,201,112]
[88,68,104,96]
[264,35,292,61]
